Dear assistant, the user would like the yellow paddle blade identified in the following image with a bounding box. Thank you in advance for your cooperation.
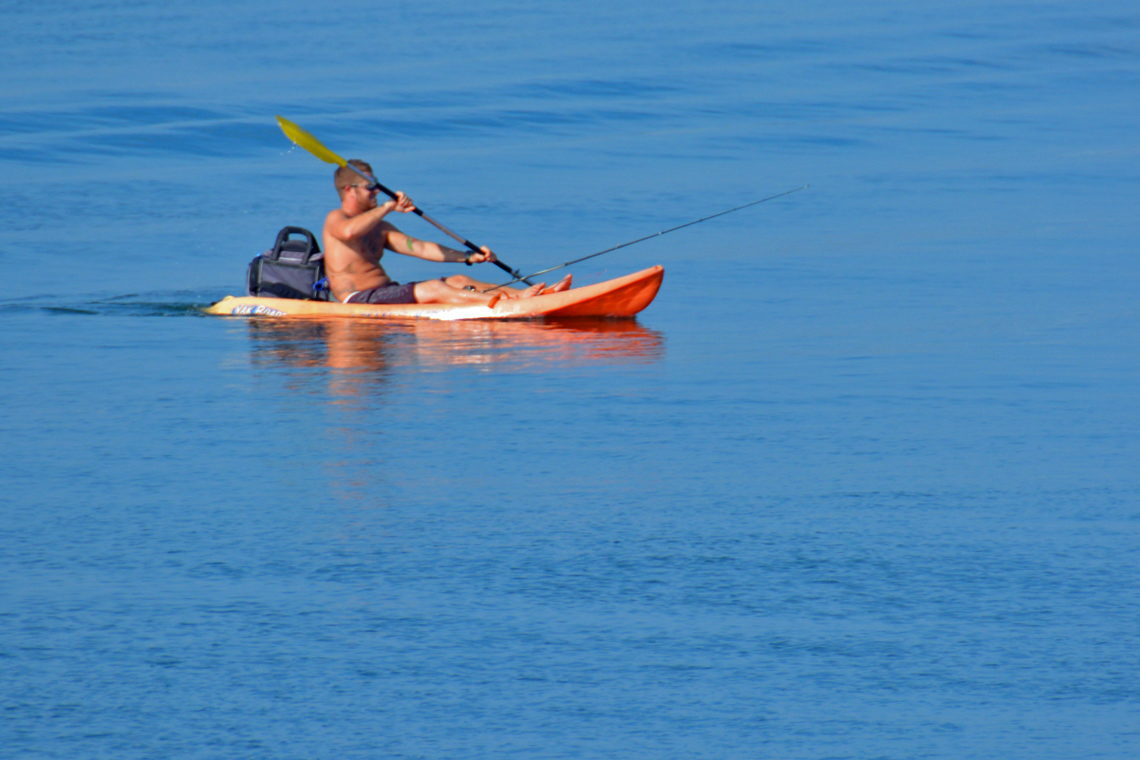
[276,115,347,167]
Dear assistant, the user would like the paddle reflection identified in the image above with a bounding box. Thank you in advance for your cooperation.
[245,316,663,396]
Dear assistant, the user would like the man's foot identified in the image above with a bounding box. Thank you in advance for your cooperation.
[540,274,573,294]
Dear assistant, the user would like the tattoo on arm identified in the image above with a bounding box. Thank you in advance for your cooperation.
[404,235,415,253]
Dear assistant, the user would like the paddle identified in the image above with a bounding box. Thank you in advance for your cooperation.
[276,116,535,285]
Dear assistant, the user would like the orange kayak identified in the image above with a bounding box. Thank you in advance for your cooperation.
[204,265,663,321]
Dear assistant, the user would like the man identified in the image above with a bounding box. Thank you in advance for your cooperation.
[322,159,570,305]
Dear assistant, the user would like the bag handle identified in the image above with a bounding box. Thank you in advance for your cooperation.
[271,226,321,263]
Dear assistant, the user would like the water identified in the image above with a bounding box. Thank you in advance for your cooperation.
[3,1,1138,758]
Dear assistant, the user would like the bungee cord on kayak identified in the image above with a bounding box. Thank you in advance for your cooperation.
[491,185,810,288]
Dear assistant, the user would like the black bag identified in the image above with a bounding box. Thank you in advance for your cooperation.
[247,226,327,300]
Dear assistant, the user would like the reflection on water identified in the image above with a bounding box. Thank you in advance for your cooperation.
[245,316,664,399]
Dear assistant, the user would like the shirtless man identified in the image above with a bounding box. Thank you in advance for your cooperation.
[322,159,570,305]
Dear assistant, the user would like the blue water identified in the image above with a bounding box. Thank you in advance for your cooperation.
[3,1,1138,758]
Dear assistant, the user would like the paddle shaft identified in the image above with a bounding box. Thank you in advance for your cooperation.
[493,185,810,287]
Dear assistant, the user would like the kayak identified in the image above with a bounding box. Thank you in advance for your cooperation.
[204,265,664,321]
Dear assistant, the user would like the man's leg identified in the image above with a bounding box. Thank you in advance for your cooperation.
[442,273,573,296]
[412,277,542,305]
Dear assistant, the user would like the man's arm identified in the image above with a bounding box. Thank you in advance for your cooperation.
[391,232,494,264]
[325,199,405,243]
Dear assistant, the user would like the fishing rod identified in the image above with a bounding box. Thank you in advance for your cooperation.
[492,184,809,288]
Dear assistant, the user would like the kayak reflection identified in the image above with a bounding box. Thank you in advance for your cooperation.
[245,316,664,381]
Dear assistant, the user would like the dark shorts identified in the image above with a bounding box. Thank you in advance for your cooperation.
[343,281,418,305]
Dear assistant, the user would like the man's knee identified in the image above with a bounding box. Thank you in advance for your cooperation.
[443,274,476,289]
[414,279,447,301]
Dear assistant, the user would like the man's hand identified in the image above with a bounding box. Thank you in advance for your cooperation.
[389,191,416,213]
[465,245,498,264]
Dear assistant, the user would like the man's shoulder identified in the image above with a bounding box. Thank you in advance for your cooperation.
[322,208,347,237]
